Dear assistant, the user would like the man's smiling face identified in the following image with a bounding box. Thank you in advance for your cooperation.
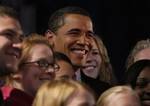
[0,16,22,75]
[54,14,94,67]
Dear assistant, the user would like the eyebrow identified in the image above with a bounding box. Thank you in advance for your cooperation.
[67,28,81,33]
[87,31,95,36]
[0,29,23,37]
[68,28,94,33]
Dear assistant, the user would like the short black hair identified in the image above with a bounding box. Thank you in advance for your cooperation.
[125,59,150,88]
[54,52,72,66]
[0,5,19,20]
[48,6,91,33]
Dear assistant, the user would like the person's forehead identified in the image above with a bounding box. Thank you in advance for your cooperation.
[138,66,150,77]
[29,44,53,58]
[63,14,93,28]
[0,16,22,34]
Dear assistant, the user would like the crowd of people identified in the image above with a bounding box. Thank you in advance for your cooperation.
[0,5,149,106]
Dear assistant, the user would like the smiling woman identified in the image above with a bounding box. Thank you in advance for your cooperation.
[78,35,117,99]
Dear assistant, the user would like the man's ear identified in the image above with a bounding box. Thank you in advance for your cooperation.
[45,29,56,47]
[45,29,55,40]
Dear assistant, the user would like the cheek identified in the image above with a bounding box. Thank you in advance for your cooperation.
[54,37,70,51]
[135,88,142,96]
[0,37,10,50]
[95,56,102,66]
[22,68,41,81]
[63,36,78,47]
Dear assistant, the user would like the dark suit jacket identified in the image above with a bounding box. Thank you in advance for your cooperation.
[81,71,111,99]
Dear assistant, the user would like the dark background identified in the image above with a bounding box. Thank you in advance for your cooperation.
[1,0,150,83]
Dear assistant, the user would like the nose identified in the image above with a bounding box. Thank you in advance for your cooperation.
[85,51,94,63]
[45,68,55,73]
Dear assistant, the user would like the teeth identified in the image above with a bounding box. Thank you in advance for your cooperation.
[73,49,85,54]
[84,66,95,70]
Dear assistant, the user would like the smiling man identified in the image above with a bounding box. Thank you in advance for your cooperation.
[0,5,23,76]
[0,5,23,105]
[45,6,94,69]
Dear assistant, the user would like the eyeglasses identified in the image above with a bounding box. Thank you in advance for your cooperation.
[22,59,60,72]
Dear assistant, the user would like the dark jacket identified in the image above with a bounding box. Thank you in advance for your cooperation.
[4,88,33,106]
[81,71,111,99]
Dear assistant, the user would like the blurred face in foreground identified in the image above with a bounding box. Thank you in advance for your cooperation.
[66,88,95,106]
[106,93,141,106]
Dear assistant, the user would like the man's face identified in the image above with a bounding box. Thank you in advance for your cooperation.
[0,16,23,76]
[53,14,94,67]
[20,44,55,96]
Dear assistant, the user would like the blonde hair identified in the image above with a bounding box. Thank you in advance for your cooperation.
[97,86,140,106]
[92,35,116,85]
[126,39,150,69]
[18,33,53,68]
[32,79,95,106]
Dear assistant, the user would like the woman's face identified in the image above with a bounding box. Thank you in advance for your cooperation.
[82,39,102,78]
[20,44,55,96]
[135,66,150,106]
